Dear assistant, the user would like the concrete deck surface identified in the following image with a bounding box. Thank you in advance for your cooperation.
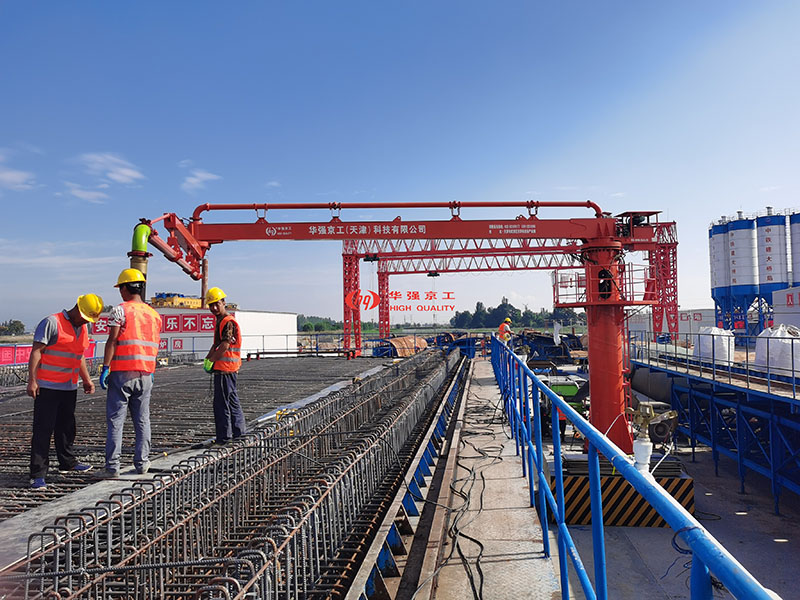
[429,359,563,600]
[565,440,797,599]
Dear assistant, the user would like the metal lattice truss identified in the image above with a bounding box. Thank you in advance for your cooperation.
[351,237,581,258]
[377,252,582,274]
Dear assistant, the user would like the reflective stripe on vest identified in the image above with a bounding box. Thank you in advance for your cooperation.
[214,315,241,372]
[37,312,89,386]
[110,302,162,373]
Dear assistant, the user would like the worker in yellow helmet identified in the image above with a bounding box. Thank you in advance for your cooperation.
[96,268,162,478]
[203,286,246,444]
[498,317,513,343]
[27,293,104,489]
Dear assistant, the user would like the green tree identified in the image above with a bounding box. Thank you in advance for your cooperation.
[450,310,473,328]
[552,307,578,324]
[470,302,488,328]
[0,319,24,336]
[487,297,522,328]
[301,322,314,332]
[314,322,327,332]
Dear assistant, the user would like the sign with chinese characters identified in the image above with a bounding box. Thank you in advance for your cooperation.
[200,315,216,332]
[164,315,180,333]
[92,317,109,335]
[181,314,199,332]
[0,341,96,366]
[172,339,184,350]
[345,290,457,312]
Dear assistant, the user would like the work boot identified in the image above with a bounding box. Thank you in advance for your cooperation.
[93,468,120,479]
[136,462,150,475]
[59,463,93,473]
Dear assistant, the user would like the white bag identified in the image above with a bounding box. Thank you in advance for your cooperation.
[692,327,734,364]
[754,324,800,373]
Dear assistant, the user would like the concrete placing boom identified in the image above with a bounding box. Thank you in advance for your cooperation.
[138,200,677,452]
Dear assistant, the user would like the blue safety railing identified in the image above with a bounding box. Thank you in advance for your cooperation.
[491,335,776,600]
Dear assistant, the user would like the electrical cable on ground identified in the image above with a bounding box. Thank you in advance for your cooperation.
[412,385,504,600]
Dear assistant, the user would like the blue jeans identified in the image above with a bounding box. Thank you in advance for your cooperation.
[105,371,152,472]
[213,372,246,443]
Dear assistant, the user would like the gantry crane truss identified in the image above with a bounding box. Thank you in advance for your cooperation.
[140,201,677,451]
[346,238,584,339]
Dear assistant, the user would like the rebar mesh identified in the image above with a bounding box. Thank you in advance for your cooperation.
[0,349,460,599]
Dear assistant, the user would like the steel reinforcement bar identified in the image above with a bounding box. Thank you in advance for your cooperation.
[0,349,461,599]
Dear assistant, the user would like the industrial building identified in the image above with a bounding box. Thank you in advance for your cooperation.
[708,206,798,332]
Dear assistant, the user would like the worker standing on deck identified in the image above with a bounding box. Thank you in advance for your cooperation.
[27,294,104,489]
[97,269,161,477]
[498,317,513,343]
[204,287,246,444]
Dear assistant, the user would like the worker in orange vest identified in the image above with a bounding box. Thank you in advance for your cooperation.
[556,405,568,443]
[498,317,513,343]
[27,294,104,489]
[97,269,162,477]
[204,287,246,444]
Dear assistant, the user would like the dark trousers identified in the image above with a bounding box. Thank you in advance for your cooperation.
[213,372,246,443]
[30,387,78,478]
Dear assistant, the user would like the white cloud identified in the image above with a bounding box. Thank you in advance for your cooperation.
[181,168,222,193]
[0,154,35,190]
[609,192,626,198]
[178,159,193,168]
[17,142,44,155]
[759,185,781,192]
[65,181,109,204]
[79,152,145,184]
[97,182,110,189]
[0,165,35,190]
[266,180,281,188]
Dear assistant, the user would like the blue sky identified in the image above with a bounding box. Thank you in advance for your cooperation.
[2,1,799,329]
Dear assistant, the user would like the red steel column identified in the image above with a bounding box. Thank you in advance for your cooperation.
[342,252,352,352]
[583,240,633,453]
[378,269,390,339]
[351,256,362,356]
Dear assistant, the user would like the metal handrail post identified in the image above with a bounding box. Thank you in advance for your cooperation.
[690,558,712,599]
[532,375,550,557]
[552,406,569,598]
[514,361,521,458]
[523,374,533,498]
[588,445,607,600]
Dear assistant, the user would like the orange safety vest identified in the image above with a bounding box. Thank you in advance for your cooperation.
[214,314,241,372]
[498,322,511,340]
[37,312,89,387]
[110,301,161,373]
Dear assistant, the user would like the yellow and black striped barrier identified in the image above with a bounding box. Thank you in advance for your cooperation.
[550,474,694,527]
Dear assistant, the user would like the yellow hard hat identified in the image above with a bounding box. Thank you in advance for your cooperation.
[504,317,512,323]
[206,287,227,304]
[115,268,146,287]
[77,294,104,322]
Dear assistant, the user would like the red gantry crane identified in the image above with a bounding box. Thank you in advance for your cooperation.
[136,201,677,452]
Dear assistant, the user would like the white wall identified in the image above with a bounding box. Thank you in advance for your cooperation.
[90,307,297,357]
[772,285,800,328]
[626,308,717,335]
[237,311,298,354]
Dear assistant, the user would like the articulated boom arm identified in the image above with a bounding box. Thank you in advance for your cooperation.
[141,201,676,453]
